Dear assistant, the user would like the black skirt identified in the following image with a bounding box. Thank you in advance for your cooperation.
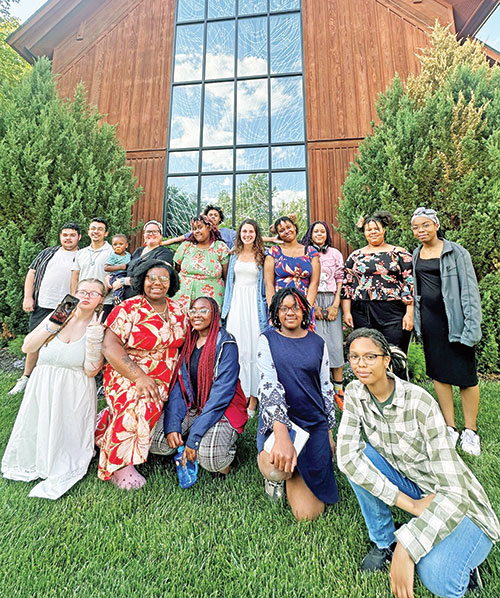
[416,257,477,387]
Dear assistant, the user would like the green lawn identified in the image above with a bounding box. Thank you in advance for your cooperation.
[1,371,499,598]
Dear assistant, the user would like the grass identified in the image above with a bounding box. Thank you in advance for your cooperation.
[0,371,499,598]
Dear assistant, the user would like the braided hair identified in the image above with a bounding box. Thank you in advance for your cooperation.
[186,215,222,244]
[345,327,407,378]
[170,297,221,411]
[269,287,311,331]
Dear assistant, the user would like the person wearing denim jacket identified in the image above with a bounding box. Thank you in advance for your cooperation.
[411,207,482,456]
[221,220,269,417]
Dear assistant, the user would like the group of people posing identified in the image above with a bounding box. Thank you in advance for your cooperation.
[2,205,498,598]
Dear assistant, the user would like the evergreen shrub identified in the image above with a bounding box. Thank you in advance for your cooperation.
[0,58,141,336]
[338,25,500,371]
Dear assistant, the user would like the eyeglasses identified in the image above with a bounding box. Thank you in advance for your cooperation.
[146,274,169,284]
[76,290,103,298]
[188,308,210,316]
[411,222,433,232]
[144,230,161,236]
[348,353,385,365]
[278,305,302,314]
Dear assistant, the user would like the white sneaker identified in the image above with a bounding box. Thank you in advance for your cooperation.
[8,375,29,395]
[460,429,481,456]
[264,479,285,502]
[447,425,459,448]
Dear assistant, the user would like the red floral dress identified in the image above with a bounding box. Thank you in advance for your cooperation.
[95,296,186,480]
[174,240,230,309]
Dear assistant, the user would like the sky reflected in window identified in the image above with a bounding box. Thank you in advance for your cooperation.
[167,0,307,230]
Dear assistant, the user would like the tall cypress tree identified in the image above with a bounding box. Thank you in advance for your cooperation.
[0,57,140,336]
[337,24,500,372]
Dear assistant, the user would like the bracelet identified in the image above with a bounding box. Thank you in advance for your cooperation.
[45,323,60,334]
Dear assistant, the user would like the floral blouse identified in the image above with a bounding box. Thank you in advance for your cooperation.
[268,245,319,296]
[341,247,414,302]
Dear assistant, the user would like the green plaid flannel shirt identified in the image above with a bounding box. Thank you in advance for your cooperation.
[337,374,500,563]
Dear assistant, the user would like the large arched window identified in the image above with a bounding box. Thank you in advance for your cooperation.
[164,0,308,236]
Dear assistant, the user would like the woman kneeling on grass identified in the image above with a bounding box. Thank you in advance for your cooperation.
[256,288,338,520]
[337,328,499,598]
[149,297,248,476]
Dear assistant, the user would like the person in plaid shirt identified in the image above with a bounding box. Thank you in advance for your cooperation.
[337,328,499,598]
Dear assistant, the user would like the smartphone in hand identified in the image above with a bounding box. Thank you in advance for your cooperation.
[49,294,79,326]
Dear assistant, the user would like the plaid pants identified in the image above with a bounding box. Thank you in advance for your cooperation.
[149,409,238,472]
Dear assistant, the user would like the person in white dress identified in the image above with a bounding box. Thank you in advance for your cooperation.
[221,219,269,417]
[2,279,105,499]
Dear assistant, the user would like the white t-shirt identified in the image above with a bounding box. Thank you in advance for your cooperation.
[73,242,113,304]
[37,248,78,309]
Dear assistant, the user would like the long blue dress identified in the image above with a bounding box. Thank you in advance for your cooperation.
[256,328,338,504]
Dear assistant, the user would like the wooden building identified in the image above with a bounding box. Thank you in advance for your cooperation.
[8,0,500,252]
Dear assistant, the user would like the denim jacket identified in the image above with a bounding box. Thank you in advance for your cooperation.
[221,254,269,332]
[413,240,481,347]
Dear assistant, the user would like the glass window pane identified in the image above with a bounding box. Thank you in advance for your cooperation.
[200,175,234,220]
[170,85,202,149]
[270,0,300,11]
[165,176,199,235]
[271,171,307,234]
[208,0,235,18]
[271,145,305,169]
[239,0,267,14]
[177,0,205,22]
[236,147,268,171]
[237,79,268,145]
[169,151,199,174]
[270,13,302,74]
[238,17,267,76]
[203,82,234,147]
[206,20,235,79]
[173,24,203,82]
[271,77,304,143]
[236,173,270,232]
[202,149,233,172]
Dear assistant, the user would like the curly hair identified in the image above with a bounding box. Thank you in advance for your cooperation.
[300,220,334,250]
[357,210,393,232]
[202,204,224,223]
[269,287,311,330]
[273,215,299,240]
[185,215,222,244]
[233,218,265,267]
[130,259,179,297]
[345,327,406,377]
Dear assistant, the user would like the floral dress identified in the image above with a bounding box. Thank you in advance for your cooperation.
[268,245,319,295]
[95,296,186,480]
[174,241,230,309]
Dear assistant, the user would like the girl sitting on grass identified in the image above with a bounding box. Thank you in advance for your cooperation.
[337,327,499,598]
[256,287,338,520]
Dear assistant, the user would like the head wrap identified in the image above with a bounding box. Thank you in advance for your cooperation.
[144,220,163,235]
[411,207,440,228]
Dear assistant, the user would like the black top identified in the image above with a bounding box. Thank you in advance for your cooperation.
[189,346,203,408]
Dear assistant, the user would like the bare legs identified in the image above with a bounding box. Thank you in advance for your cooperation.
[433,380,480,430]
[257,451,325,521]
[24,351,39,377]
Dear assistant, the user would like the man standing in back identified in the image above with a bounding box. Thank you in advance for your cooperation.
[9,222,82,395]
[71,217,114,319]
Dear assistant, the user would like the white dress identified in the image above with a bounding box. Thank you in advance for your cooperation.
[226,259,260,397]
[2,334,97,499]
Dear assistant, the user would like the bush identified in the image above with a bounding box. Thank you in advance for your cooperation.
[338,24,500,371]
[407,341,427,383]
[0,58,141,335]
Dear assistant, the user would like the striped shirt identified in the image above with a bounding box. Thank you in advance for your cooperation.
[337,374,500,563]
[29,246,60,307]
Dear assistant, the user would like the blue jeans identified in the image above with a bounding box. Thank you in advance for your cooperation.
[349,444,493,598]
